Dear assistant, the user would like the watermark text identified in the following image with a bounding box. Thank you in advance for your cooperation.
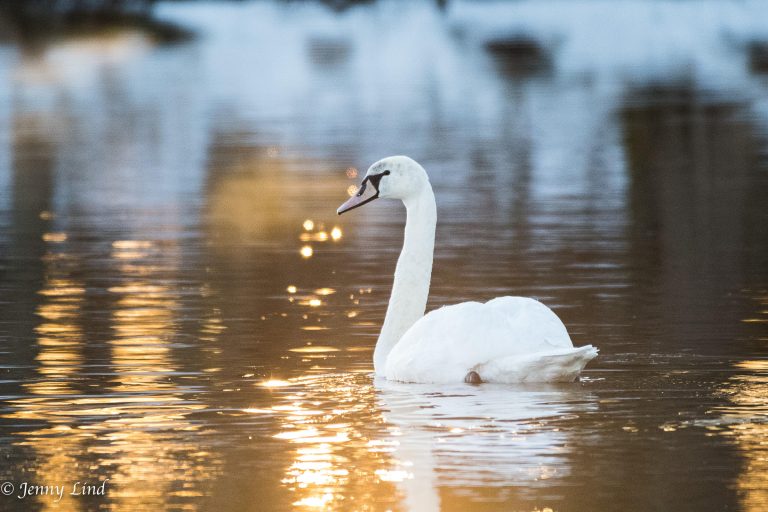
[1,480,109,503]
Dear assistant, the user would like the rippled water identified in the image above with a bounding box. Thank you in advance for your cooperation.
[1,1,767,510]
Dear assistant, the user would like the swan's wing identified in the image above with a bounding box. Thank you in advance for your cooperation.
[475,345,599,383]
[484,296,573,350]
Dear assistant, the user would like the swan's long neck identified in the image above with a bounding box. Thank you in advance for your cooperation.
[374,184,436,375]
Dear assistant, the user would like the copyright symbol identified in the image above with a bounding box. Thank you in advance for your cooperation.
[1,482,13,496]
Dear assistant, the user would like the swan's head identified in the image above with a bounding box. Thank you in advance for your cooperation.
[337,156,429,214]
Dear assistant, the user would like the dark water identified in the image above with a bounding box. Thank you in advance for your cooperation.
[1,1,767,510]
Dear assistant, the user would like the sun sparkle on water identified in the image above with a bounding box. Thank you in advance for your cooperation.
[260,379,292,388]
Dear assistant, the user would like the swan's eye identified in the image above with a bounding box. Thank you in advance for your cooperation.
[383,170,390,176]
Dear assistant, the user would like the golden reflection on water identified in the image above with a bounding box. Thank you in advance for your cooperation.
[300,245,314,259]
[298,221,343,255]
[12,252,87,512]
[5,245,89,511]
[261,375,401,511]
[10,252,85,409]
[101,240,218,509]
[717,359,768,511]
[32,269,84,398]
[715,294,768,511]
[5,237,220,510]
[260,369,582,512]
[42,232,68,243]
[205,153,350,247]
[109,241,176,388]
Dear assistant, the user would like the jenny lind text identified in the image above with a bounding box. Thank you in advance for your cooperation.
[13,480,108,502]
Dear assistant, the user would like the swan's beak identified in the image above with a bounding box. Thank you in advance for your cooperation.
[337,174,382,215]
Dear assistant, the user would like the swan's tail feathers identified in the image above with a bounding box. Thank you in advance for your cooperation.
[475,345,598,384]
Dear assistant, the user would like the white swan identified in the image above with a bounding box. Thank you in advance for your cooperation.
[337,156,598,384]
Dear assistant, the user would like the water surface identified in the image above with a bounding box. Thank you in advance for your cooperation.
[1,1,767,511]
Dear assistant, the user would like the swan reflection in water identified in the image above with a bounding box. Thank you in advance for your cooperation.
[375,378,597,510]
[269,372,597,510]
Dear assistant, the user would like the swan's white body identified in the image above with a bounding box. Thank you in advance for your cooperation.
[386,298,597,383]
[338,156,598,384]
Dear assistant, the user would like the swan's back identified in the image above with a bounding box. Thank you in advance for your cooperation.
[385,296,596,383]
